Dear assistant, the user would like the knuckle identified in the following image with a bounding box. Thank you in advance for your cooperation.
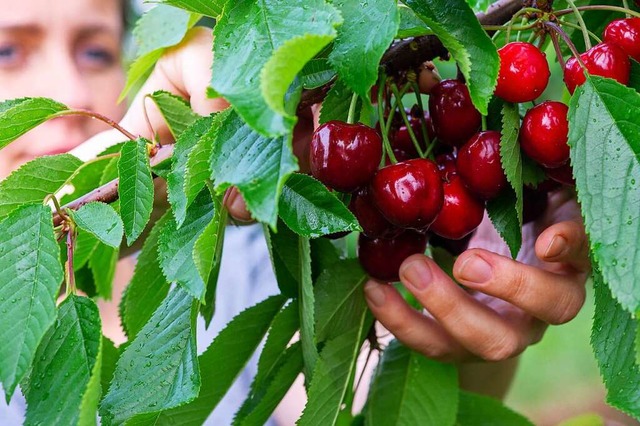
[548,287,586,325]
[477,331,521,362]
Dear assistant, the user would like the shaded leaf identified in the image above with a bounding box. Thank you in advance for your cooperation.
[264,221,303,298]
[89,243,119,300]
[301,59,336,90]
[149,90,199,139]
[456,391,534,425]
[319,79,354,125]
[70,202,123,248]
[487,187,521,258]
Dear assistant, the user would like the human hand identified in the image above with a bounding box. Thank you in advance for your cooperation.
[363,188,590,363]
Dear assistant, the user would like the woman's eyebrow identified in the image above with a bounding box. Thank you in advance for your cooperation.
[0,24,43,36]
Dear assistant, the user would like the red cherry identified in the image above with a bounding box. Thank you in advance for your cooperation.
[430,175,485,240]
[522,186,549,224]
[429,80,482,147]
[372,158,444,230]
[429,233,473,256]
[349,187,397,238]
[544,162,575,186]
[358,230,428,282]
[310,121,383,193]
[391,111,434,156]
[604,18,640,62]
[495,42,550,103]
[457,131,507,199]
[520,101,570,169]
[435,152,457,181]
[564,42,631,94]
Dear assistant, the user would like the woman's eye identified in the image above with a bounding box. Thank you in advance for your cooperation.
[0,44,22,67]
[78,46,116,69]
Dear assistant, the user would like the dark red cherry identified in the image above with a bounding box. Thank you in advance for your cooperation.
[544,162,575,186]
[430,175,485,240]
[429,80,482,147]
[564,42,631,94]
[392,112,434,157]
[522,186,549,225]
[358,230,428,282]
[457,131,507,199]
[429,232,473,256]
[349,187,397,238]
[385,148,414,166]
[372,159,444,229]
[520,101,570,169]
[604,18,640,62]
[495,42,550,103]
[435,152,457,181]
[310,121,383,193]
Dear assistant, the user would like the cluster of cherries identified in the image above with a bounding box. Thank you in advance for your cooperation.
[308,15,640,282]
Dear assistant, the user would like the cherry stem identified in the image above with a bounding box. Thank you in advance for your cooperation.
[44,194,70,223]
[565,0,591,50]
[65,224,76,297]
[410,81,433,158]
[558,20,602,44]
[347,92,359,125]
[54,109,137,141]
[391,83,425,158]
[544,21,586,71]
[623,0,631,17]
[555,5,640,19]
[505,7,539,42]
[383,82,410,138]
[481,115,488,132]
[377,74,397,165]
[549,29,567,70]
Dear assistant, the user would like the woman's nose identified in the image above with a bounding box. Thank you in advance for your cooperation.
[37,49,92,111]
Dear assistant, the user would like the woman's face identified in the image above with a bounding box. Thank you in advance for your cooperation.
[0,0,126,178]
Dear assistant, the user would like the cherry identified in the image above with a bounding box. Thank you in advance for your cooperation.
[430,233,473,256]
[456,131,507,199]
[495,42,550,103]
[430,175,485,240]
[429,80,482,147]
[349,187,397,238]
[435,152,457,181]
[564,42,631,94]
[310,121,382,193]
[522,185,549,224]
[544,162,575,186]
[358,230,428,282]
[520,101,570,169]
[372,158,444,229]
[391,110,434,157]
[603,18,640,62]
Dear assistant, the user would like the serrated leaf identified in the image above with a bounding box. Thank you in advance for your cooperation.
[99,287,199,425]
[149,90,199,139]
[74,230,99,270]
[591,266,640,420]
[319,79,354,124]
[521,155,547,188]
[297,235,319,380]
[184,118,220,211]
[403,0,498,115]
[211,0,341,136]
[120,213,171,339]
[168,115,216,226]
[315,259,368,343]
[397,5,432,38]
[500,102,523,226]
[301,59,336,90]
[328,0,399,101]
[568,77,640,313]
[157,0,224,17]
[194,193,227,326]
[298,310,372,426]
[210,109,298,227]
[456,391,533,425]
[79,334,103,426]
[279,174,361,238]
[60,153,122,205]
[101,337,119,397]
[24,295,101,425]
[121,51,163,102]
[118,139,154,245]
[366,340,458,426]
[89,243,119,300]
[0,204,63,400]
[487,187,521,258]
[150,295,287,425]
[158,190,214,301]
[264,221,303,298]
[0,98,68,150]
[0,154,82,218]
[70,202,123,248]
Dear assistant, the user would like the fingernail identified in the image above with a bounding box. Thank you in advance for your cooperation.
[544,235,568,258]
[364,281,386,307]
[457,255,492,284]
[230,191,245,214]
[400,258,432,291]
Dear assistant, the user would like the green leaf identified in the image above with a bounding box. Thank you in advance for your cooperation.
[210,109,298,227]
[397,5,432,38]
[194,192,227,326]
[329,0,399,101]
[69,202,123,248]
[297,236,319,380]
[24,295,101,426]
[402,0,498,115]
[60,153,121,205]
[0,204,63,400]
[150,295,287,425]
[101,337,119,397]
[79,335,104,426]
[0,154,82,218]
[121,51,163,101]
[298,310,372,426]
[301,59,336,90]
[569,77,640,312]
[279,174,361,238]
[73,230,99,270]
[465,0,492,12]
[118,139,154,245]
[500,102,523,231]
[0,98,68,150]
[591,266,640,420]
[168,115,216,226]
[149,90,200,139]
[100,287,199,425]
[157,0,224,17]
[558,413,606,426]
[211,0,341,136]
[456,391,534,425]
[487,187,521,258]
[315,259,368,343]
[521,155,547,188]
[319,79,354,124]
[121,213,171,339]
[264,221,303,298]
[184,118,220,211]
[89,243,119,300]
[158,190,214,301]
[366,340,459,426]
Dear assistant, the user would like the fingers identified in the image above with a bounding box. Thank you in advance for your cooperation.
[225,188,253,223]
[535,220,591,273]
[454,249,586,325]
